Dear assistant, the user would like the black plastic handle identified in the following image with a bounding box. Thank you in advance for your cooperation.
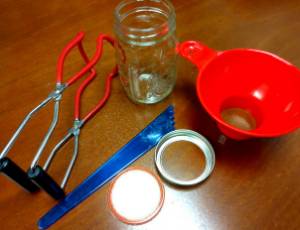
[28,165,65,200]
[0,157,39,192]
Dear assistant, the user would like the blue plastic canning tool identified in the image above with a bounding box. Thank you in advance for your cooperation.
[38,105,175,229]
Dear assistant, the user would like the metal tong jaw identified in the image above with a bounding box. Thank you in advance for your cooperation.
[0,84,65,193]
[0,32,117,195]
[27,119,84,200]
[27,64,117,200]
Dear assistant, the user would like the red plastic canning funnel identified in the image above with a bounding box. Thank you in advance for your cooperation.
[178,41,300,140]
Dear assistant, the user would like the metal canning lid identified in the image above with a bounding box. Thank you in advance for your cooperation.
[155,129,215,186]
[108,167,165,225]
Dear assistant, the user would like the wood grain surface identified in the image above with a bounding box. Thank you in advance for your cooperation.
[0,0,299,229]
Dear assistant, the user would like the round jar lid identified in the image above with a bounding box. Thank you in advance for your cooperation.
[155,129,215,186]
[108,167,165,225]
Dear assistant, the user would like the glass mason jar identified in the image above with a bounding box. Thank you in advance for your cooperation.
[114,0,177,104]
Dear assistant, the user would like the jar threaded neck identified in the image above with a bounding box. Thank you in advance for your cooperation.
[114,0,176,46]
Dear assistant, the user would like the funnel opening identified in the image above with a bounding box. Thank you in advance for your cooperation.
[219,96,263,132]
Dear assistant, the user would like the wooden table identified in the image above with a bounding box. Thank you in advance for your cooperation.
[0,0,299,229]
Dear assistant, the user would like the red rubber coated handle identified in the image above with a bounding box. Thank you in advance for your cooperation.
[73,35,118,122]
[56,32,85,84]
[65,34,115,86]
[177,41,217,70]
[56,33,115,86]
[74,66,118,122]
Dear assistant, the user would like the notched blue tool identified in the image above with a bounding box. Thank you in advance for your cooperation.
[38,105,175,229]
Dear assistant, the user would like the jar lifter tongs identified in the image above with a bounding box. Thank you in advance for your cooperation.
[0,32,117,199]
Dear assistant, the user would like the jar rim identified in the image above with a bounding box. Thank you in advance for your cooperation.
[114,0,176,34]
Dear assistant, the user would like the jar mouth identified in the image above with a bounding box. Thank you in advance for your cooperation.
[114,0,176,41]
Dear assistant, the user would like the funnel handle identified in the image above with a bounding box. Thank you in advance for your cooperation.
[178,41,217,69]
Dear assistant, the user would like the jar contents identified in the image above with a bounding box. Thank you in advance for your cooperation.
[221,108,257,131]
[114,0,177,104]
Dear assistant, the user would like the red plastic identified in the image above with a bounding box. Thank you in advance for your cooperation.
[75,66,118,123]
[178,41,300,140]
[56,32,117,123]
[56,32,85,84]
[56,33,115,86]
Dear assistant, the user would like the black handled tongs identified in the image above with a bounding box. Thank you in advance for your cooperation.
[0,32,116,196]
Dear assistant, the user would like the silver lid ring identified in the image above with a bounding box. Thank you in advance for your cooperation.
[155,129,215,186]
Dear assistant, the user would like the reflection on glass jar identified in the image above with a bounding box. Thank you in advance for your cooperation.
[114,0,177,104]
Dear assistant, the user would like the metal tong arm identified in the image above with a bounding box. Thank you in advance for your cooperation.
[31,32,115,166]
[29,31,96,170]
[0,32,87,160]
[0,32,104,193]
[0,32,86,192]
[28,69,94,199]
[56,38,118,188]
[0,32,90,161]
[0,96,53,159]
[0,95,55,192]
[32,45,117,200]
[9,32,114,163]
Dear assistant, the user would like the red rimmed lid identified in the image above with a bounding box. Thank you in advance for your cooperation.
[108,167,165,225]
